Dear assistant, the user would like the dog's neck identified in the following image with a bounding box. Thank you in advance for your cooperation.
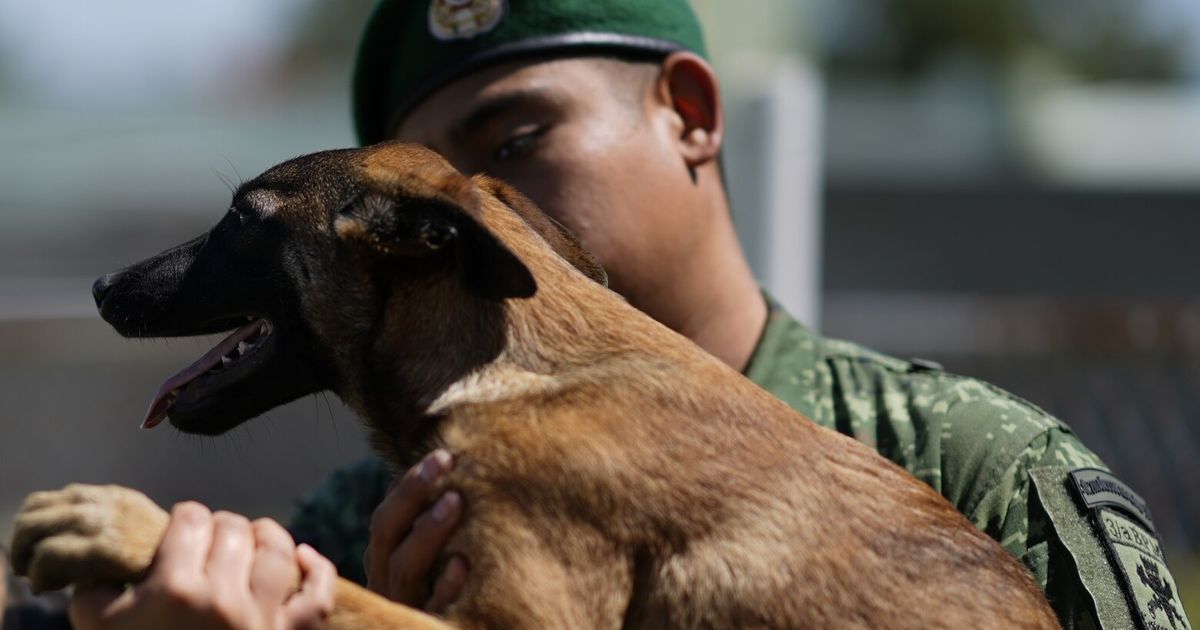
[353,197,706,466]
[429,200,716,410]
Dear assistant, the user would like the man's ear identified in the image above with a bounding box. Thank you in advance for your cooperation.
[335,191,536,301]
[654,51,724,169]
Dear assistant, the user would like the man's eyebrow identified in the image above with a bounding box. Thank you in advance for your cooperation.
[453,88,554,138]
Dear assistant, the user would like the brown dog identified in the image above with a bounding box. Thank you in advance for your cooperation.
[10,143,1059,628]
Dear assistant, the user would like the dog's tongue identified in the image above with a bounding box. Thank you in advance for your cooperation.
[142,320,264,429]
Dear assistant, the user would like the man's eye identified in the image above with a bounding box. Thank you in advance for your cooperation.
[494,128,543,162]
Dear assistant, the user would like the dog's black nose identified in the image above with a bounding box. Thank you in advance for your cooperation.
[92,273,116,309]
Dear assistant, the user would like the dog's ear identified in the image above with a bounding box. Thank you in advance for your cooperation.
[335,188,536,301]
[477,177,608,287]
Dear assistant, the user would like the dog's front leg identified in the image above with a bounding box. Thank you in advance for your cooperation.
[330,580,459,629]
[10,483,169,591]
[9,484,458,630]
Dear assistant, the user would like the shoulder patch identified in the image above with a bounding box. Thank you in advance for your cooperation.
[1067,469,1191,630]
[1069,468,1155,532]
[1030,467,1134,628]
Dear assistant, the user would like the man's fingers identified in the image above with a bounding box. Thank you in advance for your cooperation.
[250,518,300,607]
[205,511,255,601]
[72,509,331,630]
[425,555,469,613]
[365,449,453,594]
[386,490,463,605]
[285,544,336,629]
[154,502,214,586]
[69,586,136,630]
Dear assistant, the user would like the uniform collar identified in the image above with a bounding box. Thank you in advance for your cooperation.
[742,293,831,423]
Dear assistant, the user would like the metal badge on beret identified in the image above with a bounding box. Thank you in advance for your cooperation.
[428,0,506,41]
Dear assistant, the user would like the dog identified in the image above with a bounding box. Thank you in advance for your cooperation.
[9,143,1059,628]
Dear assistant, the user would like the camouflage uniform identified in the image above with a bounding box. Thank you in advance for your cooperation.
[289,300,1192,629]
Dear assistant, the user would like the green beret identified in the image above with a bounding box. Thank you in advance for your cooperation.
[352,0,709,145]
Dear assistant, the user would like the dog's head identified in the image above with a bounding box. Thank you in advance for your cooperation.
[94,142,605,436]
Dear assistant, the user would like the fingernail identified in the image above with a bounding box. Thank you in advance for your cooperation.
[432,491,461,522]
[445,555,468,581]
[173,501,209,524]
[420,449,453,481]
[420,456,442,482]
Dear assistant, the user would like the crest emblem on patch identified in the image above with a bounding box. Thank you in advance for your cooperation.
[428,0,506,41]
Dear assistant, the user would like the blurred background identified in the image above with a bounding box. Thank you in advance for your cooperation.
[0,0,1197,620]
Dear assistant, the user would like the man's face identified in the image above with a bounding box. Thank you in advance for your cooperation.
[394,57,707,307]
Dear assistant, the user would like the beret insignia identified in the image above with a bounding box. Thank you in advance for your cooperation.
[428,0,506,41]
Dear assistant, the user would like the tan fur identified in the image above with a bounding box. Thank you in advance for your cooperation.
[10,143,1060,629]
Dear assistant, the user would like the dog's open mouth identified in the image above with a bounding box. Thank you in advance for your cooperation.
[143,317,275,429]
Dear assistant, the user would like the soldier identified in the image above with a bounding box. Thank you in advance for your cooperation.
[286,1,1193,628]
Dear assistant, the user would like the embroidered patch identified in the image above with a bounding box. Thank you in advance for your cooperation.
[428,0,505,41]
[1069,468,1191,630]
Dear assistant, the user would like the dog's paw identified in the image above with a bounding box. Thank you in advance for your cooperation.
[9,484,169,592]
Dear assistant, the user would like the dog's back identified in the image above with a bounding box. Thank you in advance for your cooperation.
[397,169,1059,628]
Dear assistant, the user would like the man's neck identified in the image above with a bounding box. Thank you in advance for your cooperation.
[634,202,768,372]
[681,282,767,372]
[670,251,767,372]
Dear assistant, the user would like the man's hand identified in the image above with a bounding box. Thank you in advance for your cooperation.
[364,449,468,613]
[70,503,335,630]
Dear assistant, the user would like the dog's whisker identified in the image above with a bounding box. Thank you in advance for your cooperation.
[320,391,339,447]
[243,421,259,450]
[213,168,235,195]
[222,155,245,189]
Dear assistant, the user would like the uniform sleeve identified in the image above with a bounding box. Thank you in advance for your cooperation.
[287,456,393,586]
[973,429,1193,630]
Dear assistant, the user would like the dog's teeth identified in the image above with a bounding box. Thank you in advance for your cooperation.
[221,356,233,366]
[259,322,268,336]
[237,341,249,354]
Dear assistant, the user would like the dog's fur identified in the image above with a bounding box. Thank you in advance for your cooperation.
[10,143,1059,628]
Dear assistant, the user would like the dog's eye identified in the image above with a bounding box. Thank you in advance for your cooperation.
[494,126,544,163]
[229,204,252,222]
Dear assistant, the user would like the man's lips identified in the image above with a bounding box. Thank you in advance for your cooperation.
[142,319,273,429]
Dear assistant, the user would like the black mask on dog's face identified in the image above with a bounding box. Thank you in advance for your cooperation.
[92,181,333,435]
